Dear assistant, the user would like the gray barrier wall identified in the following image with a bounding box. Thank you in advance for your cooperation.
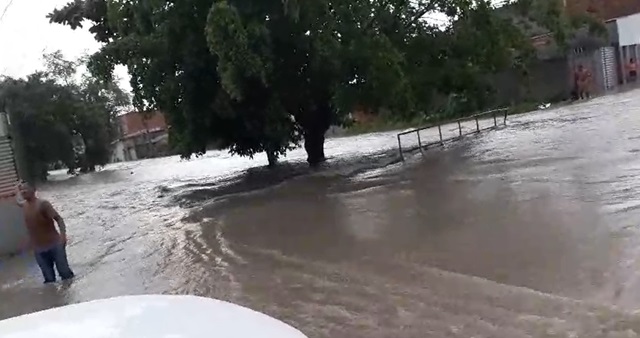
[0,200,26,256]
[0,112,27,256]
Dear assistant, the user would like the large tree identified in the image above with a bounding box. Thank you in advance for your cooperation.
[0,52,129,181]
[48,0,579,166]
[0,74,77,180]
[42,51,130,172]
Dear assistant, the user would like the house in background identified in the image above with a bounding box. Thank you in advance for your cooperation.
[492,0,640,106]
[564,0,640,87]
[110,111,170,163]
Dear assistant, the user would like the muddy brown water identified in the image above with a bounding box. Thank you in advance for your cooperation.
[3,92,640,337]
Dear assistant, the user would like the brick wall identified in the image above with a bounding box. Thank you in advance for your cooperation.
[566,0,640,21]
[119,111,167,138]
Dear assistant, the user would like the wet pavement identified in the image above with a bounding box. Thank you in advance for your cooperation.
[3,91,640,336]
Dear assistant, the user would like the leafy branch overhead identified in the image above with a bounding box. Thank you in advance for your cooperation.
[49,0,592,167]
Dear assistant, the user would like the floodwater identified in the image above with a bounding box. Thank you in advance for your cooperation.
[3,91,640,337]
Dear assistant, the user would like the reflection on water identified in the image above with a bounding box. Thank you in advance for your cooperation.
[3,91,640,336]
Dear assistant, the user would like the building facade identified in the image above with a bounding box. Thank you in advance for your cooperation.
[110,111,170,163]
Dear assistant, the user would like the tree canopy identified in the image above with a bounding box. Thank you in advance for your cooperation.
[0,51,130,181]
[48,0,590,166]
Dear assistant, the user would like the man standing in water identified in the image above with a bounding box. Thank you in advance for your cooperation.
[17,182,74,283]
[575,64,592,100]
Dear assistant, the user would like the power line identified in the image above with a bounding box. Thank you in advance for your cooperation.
[0,0,15,24]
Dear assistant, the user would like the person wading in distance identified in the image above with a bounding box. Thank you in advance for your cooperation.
[627,58,637,83]
[16,182,74,284]
[575,64,592,100]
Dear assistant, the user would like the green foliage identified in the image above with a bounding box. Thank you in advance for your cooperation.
[506,0,607,46]
[48,0,589,167]
[0,52,130,181]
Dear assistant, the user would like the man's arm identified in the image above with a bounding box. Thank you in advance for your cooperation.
[41,200,67,237]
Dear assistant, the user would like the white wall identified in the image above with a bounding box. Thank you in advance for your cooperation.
[0,199,27,257]
[127,146,138,161]
[110,141,126,163]
[617,13,640,47]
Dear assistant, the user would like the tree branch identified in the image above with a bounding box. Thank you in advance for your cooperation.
[363,0,394,32]
[405,0,439,27]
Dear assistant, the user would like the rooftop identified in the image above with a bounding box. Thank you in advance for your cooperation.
[119,111,168,139]
[566,0,640,21]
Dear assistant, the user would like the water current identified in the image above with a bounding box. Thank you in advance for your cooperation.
[3,90,640,337]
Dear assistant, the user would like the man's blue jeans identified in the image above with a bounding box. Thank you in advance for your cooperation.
[34,243,74,283]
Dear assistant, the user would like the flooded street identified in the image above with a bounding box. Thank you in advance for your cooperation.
[4,91,640,336]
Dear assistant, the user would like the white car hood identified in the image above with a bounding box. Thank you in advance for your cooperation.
[0,295,307,338]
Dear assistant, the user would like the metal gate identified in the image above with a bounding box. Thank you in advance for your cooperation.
[600,46,618,90]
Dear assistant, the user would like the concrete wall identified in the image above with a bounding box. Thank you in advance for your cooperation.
[492,57,571,105]
[110,141,126,163]
[0,115,27,257]
[0,199,27,257]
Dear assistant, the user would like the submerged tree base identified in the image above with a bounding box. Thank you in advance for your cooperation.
[304,133,327,167]
[267,151,278,168]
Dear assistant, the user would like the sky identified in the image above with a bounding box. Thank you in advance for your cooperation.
[0,0,486,91]
[0,0,130,90]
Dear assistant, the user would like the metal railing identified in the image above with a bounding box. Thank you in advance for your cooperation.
[397,108,509,161]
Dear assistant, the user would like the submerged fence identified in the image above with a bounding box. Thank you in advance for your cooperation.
[397,108,509,161]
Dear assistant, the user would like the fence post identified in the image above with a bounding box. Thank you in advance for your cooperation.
[504,109,508,125]
[438,124,443,144]
[458,121,462,137]
[475,116,480,132]
[417,131,423,152]
[493,111,497,127]
[397,134,404,161]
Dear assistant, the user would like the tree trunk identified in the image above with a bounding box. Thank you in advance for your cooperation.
[266,150,278,168]
[298,99,332,167]
[304,125,327,167]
